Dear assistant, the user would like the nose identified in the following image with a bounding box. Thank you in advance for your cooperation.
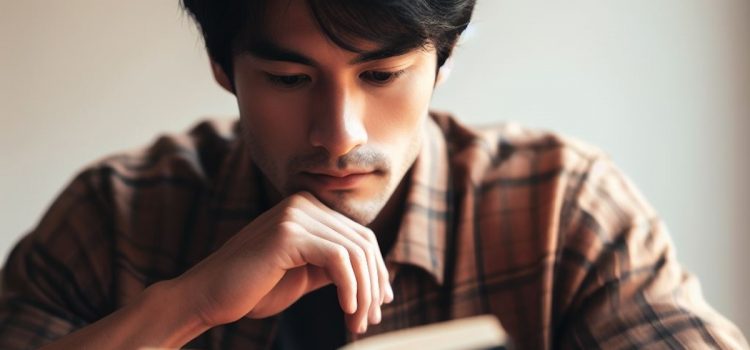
[308,80,368,158]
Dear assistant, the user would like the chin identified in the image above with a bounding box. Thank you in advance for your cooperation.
[319,191,387,225]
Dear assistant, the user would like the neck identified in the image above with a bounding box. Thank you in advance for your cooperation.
[368,171,410,257]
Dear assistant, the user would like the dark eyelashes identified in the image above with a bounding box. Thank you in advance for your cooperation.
[265,69,407,89]
[360,70,406,85]
[265,73,311,88]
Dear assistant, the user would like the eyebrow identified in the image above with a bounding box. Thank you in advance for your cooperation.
[244,40,417,66]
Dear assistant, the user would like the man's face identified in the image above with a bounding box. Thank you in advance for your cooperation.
[229,0,438,225]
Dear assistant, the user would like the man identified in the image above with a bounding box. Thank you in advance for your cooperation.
[0,0,747,349]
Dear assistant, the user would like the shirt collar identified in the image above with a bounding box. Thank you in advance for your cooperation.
[386,115,452,285]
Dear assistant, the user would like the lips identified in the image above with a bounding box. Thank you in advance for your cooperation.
[300,170,375,190]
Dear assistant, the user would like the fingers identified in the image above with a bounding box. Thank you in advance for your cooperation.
[328,210,394,305]
[293,210,376,333]
[318,212,384,325]
[293,193,392,333]
[297,234,358,315]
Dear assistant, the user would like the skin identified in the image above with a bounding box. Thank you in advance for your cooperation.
[41,0,448,348]
[230,0,436,226]
[206,0,438,332]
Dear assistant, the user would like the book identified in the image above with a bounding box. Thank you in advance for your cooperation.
[338,315,510,350]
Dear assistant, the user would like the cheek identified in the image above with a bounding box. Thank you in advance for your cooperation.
[236,83,309,153]
[235,83,314,190]
[365,72,433,151]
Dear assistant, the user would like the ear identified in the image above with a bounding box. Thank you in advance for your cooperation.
[210,60,235,94]
[435,56,454,87]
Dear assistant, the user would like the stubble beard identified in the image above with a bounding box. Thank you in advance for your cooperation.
[242,126,402,226]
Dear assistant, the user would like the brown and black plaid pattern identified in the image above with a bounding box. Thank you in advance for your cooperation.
[1,112,746,349]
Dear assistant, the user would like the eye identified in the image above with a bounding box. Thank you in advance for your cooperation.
[360,70,406,85]
[265,73,311,88]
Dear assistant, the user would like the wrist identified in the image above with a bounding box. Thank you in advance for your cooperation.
[139,278,213,347]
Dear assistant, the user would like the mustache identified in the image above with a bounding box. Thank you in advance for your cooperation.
[288,146,390,173]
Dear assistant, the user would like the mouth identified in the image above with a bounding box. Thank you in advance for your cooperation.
[299,169,378,190]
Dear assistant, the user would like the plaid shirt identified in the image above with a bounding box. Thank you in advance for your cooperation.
[1,112,746,349]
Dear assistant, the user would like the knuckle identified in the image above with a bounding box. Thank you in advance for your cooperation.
[285,193,307,208]
[351,246,367,264]
[277,221,301,241]
[332,246,349,265]
[363,227,377,242]
[297,191,314,203]
[281,206,302,221]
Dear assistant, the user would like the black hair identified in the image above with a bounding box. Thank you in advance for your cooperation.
[181,0,475,80]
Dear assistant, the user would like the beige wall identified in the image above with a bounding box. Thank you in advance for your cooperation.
[2,0,748,334]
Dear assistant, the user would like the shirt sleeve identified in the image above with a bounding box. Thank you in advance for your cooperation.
[556,156,748,349]
[0,169,115,350]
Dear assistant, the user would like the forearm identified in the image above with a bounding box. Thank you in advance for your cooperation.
[40,279,210,350]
